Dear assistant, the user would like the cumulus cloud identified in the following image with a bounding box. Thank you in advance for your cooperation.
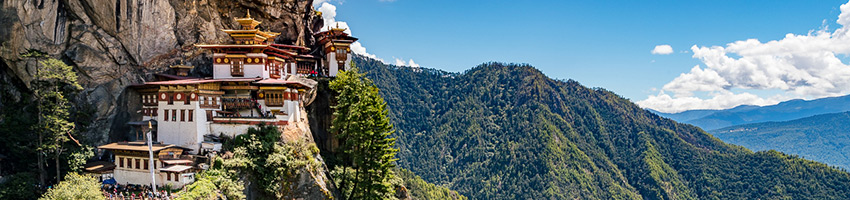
[313,0,330,8]
[350,41,383,62]
[316,2,383,63]
[651,45,674,55]
[638,0,850,113]
[393,58,420,68]
[639,91,783,113]
[408,59,420,68]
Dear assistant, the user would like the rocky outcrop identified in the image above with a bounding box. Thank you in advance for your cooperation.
[282,111,340,199]
[0,0,323,144]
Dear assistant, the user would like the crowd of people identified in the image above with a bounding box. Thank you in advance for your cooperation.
[102,184,177,200]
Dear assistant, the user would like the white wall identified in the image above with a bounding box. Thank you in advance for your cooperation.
[290,62,297,76]
[113,156,164,187]
[243,63,266,78]
[326,52,352,77]
[114,167,189,188]
[158,101,203,153]
[213,63,233,79]
[327,52,338,77]
[213,53,270,79]
[209,123,254,138]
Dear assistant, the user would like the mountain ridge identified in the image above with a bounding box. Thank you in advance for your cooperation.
[355,55,850,199]
[711,111,850,170]
[652,95,850,130]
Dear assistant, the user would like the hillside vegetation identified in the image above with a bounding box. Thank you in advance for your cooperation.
[356,56,850,199]
[712,111,850,170]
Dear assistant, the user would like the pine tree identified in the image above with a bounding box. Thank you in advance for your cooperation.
[22,50,82,186]
[330,65,399,200]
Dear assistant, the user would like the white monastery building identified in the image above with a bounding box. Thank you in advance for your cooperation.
[93,12,357,188]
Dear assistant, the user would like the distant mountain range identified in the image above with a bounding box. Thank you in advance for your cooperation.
[711,112,850,170]
[650,95,850,130]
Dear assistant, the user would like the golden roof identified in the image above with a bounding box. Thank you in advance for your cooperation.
[98,142,178,152]
[169,65,195,69]
[235,10,261,30]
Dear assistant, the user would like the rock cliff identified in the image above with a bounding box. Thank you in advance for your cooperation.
[0,0,323,144]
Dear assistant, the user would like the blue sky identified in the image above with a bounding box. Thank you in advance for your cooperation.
[316,0,850,113]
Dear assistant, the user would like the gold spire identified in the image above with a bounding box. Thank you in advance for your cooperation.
[236,10,261,30]
[331,23,347,32]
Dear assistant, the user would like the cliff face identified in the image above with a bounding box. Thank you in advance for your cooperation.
[0,0,322,144]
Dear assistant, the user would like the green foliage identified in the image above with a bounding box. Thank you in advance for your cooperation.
[0,49,87,199]
[177,168,244,200]
[712,111,850,170]
[67,146,94,172]
[0,172,40,200]
[21,51,83,185]
[38,172,104,200]
[176,177,219,200]
[330,65,399,200]
[396,168,467,200]
[223,124,323,199]
[354,55,850,200]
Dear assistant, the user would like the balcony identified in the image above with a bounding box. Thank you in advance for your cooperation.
[211,114,287,125]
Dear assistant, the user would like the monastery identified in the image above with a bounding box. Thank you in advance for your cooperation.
[90,12,357,188]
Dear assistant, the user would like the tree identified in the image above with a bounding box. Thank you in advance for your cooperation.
[22,50,82,186]
[330,65,399,200]
[221,124,324,199]
[38,172,104,200]
[0,172,40,200]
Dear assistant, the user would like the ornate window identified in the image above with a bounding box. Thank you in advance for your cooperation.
[264,91,285,106]
[188,110,194,122]
[231,58,244,76]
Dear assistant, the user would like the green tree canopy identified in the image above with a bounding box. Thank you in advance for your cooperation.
[38,172,103,200]
[21,50,83,186]
[330,65,399,200]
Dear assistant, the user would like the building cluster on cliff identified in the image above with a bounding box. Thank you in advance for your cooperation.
[86,12,357,188]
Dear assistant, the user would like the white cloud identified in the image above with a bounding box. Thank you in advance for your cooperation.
[313,0,330,8]
[408,59,420,68]
[317,3,348,33]
[316,2,384,63]
[640,91,784,113]
[651,45,674,55]
[393,58,420,68]
[638,0,850,113]
[351,41,383,63]
[394,58,406,66]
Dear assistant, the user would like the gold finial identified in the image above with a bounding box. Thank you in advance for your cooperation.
[247,10,251,18]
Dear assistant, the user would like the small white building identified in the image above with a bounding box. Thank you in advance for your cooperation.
[97,142,195,188]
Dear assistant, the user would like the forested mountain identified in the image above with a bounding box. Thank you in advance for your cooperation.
[711,112,850,170]
[652,95,850,130]
[355,55,850,199]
